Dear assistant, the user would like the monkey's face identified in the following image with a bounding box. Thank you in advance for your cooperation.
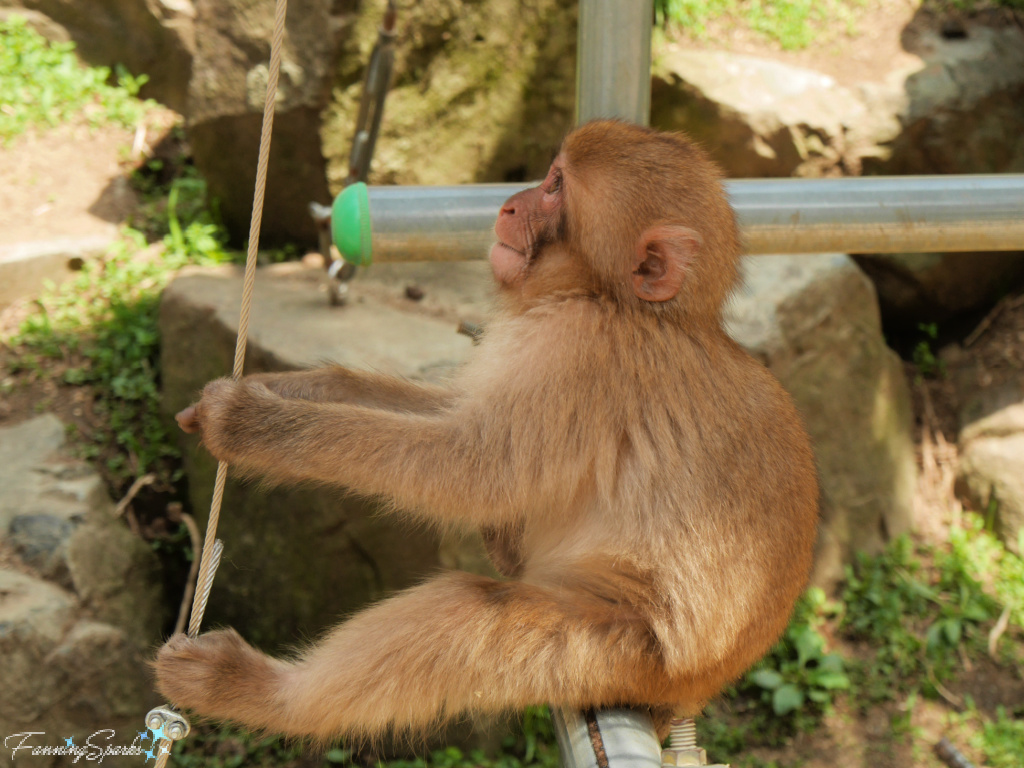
[491,120,741,321]
[490,157,568,291]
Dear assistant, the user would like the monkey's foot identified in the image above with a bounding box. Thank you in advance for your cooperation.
[154,629,287,725]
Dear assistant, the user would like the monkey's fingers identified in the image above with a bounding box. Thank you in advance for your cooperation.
[176,405,202,434]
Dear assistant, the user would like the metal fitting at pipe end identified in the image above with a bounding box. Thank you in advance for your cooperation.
[661,746,707,766]
[145,706,191,741]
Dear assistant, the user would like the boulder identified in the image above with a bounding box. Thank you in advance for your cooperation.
[652,23,1024,325]
[185,0,349,245]
[853,22,1024,323]
[957,402,1024,556]
[0,568,158,764]
[322,0,576,191]
[0,416,164,755]
[726,254,916,588]
[0,0,195,111]
[158,261,493,650]
[651,49,867,178]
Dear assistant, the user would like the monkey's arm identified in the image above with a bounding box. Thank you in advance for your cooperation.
[189,378,562,526]
[176,368,454,433]
[246,366,455,410]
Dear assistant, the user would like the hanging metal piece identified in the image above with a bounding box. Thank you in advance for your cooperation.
[319,0,397,304]
[145,706,191,768]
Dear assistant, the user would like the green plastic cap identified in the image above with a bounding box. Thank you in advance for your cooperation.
[331,181,372,266]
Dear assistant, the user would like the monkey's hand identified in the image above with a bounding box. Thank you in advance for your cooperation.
[153,630,287,725]
[175,378,280,464]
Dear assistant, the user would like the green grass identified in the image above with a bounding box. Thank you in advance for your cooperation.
[170,708,560,768]
[11,173,233,489]
[0,15,154,142]
[655,0,865,50]
[655,0,1024,50]
[698,520,1023,765]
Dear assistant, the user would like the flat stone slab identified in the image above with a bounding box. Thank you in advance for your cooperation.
[0,236,112,311]
[0,414,108,533]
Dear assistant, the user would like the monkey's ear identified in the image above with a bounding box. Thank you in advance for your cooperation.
[633,225,701,302]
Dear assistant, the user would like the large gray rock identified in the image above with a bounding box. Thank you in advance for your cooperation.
[0,0,195,111]
[159,262,492,650]
[0,569,158,766]
[0,416,163,756]
[852,251,1024,327]
[0,414,107,532]
[852,23,1024,323]
[862,24,1024,176]
[185,0,349,246]
[651,50,868,178]
[652,24,1024,324]
[726,254,916,588]
[958,402,1024,556]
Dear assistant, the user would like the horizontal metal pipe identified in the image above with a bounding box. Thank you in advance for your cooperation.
[352,175,1024,262]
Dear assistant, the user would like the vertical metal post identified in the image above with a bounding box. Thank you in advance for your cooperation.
[576,0,654,125]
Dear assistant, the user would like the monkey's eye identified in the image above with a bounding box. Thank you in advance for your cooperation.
[543,170,562,202]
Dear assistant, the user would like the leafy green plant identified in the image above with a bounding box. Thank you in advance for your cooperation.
[12,172,233,489]
[0,15,155,141]
[745,589,850,720]
[842,532,1002,700]
[972,706,1024,768]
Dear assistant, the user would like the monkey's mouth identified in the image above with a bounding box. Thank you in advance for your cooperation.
[489,241,530,286]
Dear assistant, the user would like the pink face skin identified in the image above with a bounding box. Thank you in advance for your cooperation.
[489,157,565,289]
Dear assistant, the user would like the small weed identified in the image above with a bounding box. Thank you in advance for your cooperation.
[0,15,155,141]
[842,530,1006,701]
[912,322,945,380]
[743,588,850,726]
[972,706,1024,768]
[172,709,558,768]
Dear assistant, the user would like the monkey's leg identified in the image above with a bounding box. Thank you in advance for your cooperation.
[155,573,670,742]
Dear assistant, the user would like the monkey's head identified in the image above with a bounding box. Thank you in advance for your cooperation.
[491,120,740,324]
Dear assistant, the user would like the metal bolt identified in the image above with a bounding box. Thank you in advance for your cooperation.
[669,718,697,749]
[662,718,710,767]
[145,707,190,741]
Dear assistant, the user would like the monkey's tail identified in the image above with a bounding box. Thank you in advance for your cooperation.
[271,572,675,741]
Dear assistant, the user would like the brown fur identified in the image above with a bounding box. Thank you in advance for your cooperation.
[155,121,818,743]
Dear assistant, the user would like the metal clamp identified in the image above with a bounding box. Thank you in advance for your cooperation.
[146,706,191,741]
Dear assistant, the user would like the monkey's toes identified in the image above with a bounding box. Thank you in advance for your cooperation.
[153,629,249,713]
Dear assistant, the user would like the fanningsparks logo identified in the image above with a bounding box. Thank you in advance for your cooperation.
[4,726,172,763]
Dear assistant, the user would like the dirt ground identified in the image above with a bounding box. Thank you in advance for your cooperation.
[666,0,1024,88]
[0,107,177,247]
